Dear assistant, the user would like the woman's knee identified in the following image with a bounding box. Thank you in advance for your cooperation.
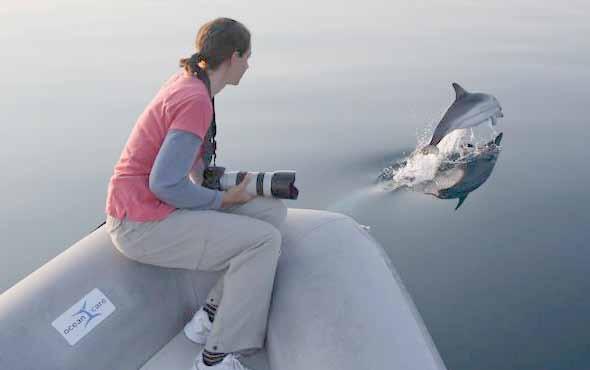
[260,223,282,257]
[222,197,287,228]
[265,198,287,229]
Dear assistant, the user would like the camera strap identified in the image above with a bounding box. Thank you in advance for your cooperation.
[210,97,217,167]
[189,59,218,168]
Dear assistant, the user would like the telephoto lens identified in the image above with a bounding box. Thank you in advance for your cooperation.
[202,167,299,200]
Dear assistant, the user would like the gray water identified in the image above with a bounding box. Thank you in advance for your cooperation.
[1,1,589,369]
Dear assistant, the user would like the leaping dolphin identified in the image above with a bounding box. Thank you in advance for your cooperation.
[421,83,503,155]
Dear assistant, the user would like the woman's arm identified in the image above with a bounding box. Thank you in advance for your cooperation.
[188,157,206,185]
[149,129,224,210]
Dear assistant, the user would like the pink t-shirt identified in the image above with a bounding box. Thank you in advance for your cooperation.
[105,71,213,221]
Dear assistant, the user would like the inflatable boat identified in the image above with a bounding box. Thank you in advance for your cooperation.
[0,208,447,370]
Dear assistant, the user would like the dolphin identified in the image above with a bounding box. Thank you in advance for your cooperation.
[419,132,503,210]
[421,83,503,155]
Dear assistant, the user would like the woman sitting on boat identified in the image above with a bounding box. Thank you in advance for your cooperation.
[105,17,286,370]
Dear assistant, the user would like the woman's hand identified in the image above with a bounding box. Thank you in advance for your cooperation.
[220,174,256,208]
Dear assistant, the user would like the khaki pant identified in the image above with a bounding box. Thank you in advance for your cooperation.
[105,197,287,354]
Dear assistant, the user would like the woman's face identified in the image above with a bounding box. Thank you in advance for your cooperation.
[227,47,251,85]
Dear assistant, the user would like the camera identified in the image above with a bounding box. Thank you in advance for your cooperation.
[202,166,299,200]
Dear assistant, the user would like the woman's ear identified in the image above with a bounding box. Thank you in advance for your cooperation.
[230,50,241,64]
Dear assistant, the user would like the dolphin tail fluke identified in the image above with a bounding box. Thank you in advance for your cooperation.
[420,145,440,156]
[455,194,468,210]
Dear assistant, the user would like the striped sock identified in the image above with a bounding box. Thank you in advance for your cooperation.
[202,349,228,366]
[203,303,218,323]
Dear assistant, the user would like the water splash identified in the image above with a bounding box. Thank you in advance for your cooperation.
[378,120,499,192]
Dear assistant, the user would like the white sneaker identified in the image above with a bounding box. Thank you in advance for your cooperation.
[184,306,212,344]
[191,349,252,370]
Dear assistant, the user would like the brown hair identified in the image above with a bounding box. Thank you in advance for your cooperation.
[179,18,250,75]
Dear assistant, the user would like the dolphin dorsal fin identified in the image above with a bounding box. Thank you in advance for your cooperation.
[452,83,468,100]
[455,194,468,210]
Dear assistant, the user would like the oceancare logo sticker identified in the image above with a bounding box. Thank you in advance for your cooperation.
[52,288,116,346]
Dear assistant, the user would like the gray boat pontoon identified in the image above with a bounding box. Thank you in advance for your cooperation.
[0,208,447,370]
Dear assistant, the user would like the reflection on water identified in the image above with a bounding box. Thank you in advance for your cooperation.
[378,132,504,210]
[427,133,503,210]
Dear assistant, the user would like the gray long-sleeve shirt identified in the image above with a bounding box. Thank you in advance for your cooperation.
[148,129,224,210]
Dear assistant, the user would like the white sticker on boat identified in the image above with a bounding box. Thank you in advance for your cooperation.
[51,288,116,346]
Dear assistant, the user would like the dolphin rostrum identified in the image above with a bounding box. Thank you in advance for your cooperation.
[421,83,503,155]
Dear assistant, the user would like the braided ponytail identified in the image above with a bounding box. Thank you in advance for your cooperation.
[179,52,211,96]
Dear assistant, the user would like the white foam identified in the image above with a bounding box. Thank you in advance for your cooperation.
[437,129,470,156]
[378,115,504,194]
[380,129,472,191]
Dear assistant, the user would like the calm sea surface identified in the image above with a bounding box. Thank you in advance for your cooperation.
[1,1,589,369]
